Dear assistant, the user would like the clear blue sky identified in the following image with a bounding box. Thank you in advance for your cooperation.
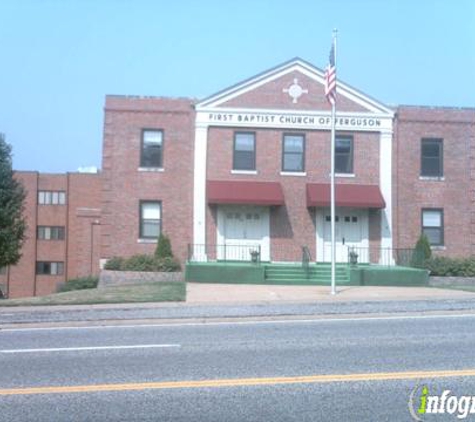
[1,0,474,173]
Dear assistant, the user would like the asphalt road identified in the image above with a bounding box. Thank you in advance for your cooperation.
[1,313,475,421]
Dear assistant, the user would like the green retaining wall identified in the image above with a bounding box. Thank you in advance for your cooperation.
[349,266,429,286]
[186,263,429,287]
[186,263,265,284]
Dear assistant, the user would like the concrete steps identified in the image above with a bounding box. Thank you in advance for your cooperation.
[264,264,349,285]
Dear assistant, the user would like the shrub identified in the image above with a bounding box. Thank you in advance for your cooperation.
[156,256,181,272]
[103,253,181,273]
[104,256,125,271]
[58,276,99,292]
[425,256,475,277]
[410,234,432,268]
[155,234,173,259]
[122,254,159,272]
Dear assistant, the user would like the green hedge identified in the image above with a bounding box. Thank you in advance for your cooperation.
[410,234,432,268]
[104,255,181,272]
[103,256,125,270]
[58,276,99,292]
[425,256,475,277]
[155,234,173,259]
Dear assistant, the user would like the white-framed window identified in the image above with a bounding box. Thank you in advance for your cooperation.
[422,208,444,246]
[421,138,443,177]
[282,134,305,172]
[36,261,64,275]
[141,129,163,168]
[139,201,162,239]
[37,226,65,240]
[38,191,66,205]
[233,132,256,171]
[335,135,354,174]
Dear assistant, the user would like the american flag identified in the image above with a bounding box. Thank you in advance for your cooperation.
[325,40,336,105]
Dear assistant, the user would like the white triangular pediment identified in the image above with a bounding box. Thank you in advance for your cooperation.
[196,57,393,116]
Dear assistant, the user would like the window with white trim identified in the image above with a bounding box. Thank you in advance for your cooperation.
[422,209,444,246]
[421,138,443,177]
[36,262,64,275]
[282,134,305,172]
[38,191,66,205]
[141,129,163,168]
[140,201,162,239]
[233,132,256,171]
[37,226,65,240]
[335,135,353,174]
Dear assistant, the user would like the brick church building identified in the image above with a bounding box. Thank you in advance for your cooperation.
[2,58,474,297]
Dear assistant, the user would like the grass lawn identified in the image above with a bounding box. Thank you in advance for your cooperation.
[0,282,186,306]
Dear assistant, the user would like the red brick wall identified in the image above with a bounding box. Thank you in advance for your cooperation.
[394,106,475,257]
[369,210,382,262]
[4,172,102,298]
[67,173,102,279]
[101,96,195,264]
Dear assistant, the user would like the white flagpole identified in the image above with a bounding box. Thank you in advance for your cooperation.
[330,29,337,295]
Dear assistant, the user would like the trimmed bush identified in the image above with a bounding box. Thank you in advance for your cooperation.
[425,256,475,277]
[155,234,173,259]
[104,256,125,271]
[104,254,181,272]
[410,234,432,268]
[58,276,99,292]
[122,254,158,272]
[103,253,181,273]
[157,256,181,272]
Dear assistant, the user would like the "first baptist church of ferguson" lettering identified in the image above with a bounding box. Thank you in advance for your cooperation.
[207,112,382,129]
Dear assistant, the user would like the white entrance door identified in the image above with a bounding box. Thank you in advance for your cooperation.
[217,205,270,261]
[318,208,368,262]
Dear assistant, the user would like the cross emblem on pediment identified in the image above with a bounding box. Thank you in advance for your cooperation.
[283,78,308,103]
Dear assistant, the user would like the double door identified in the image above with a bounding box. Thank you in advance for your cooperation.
[320,208,368,262]
[217,205,270,261]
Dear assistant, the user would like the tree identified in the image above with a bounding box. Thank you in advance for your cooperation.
[0,134,26,268]
[155,233,173,259]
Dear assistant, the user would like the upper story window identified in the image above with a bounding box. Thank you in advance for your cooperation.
[282,134,305,172]
[233,132,256,171]
[141,129,163,168]
[140,201,162,239]
[37,226,65,240]
[36,261,64,275]
[335,135,354,174]
[421,138,443,177]
[38,191,66,205]
[422,208,444,246]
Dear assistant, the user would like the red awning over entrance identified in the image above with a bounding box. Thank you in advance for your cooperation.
[306,183,386,209]
[207,180,285,206]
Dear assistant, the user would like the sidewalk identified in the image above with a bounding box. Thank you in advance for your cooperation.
[186,283,475,304]
[0,284,475,328]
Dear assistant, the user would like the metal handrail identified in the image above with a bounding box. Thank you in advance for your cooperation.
[302,246,311,278]
[346,246,422,268]
[188,244,261,263]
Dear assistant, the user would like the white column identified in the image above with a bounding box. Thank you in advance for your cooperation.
[193,123,208,260]
[379,129,393,259]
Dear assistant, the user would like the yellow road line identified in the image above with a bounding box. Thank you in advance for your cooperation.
[2,369,475,396]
